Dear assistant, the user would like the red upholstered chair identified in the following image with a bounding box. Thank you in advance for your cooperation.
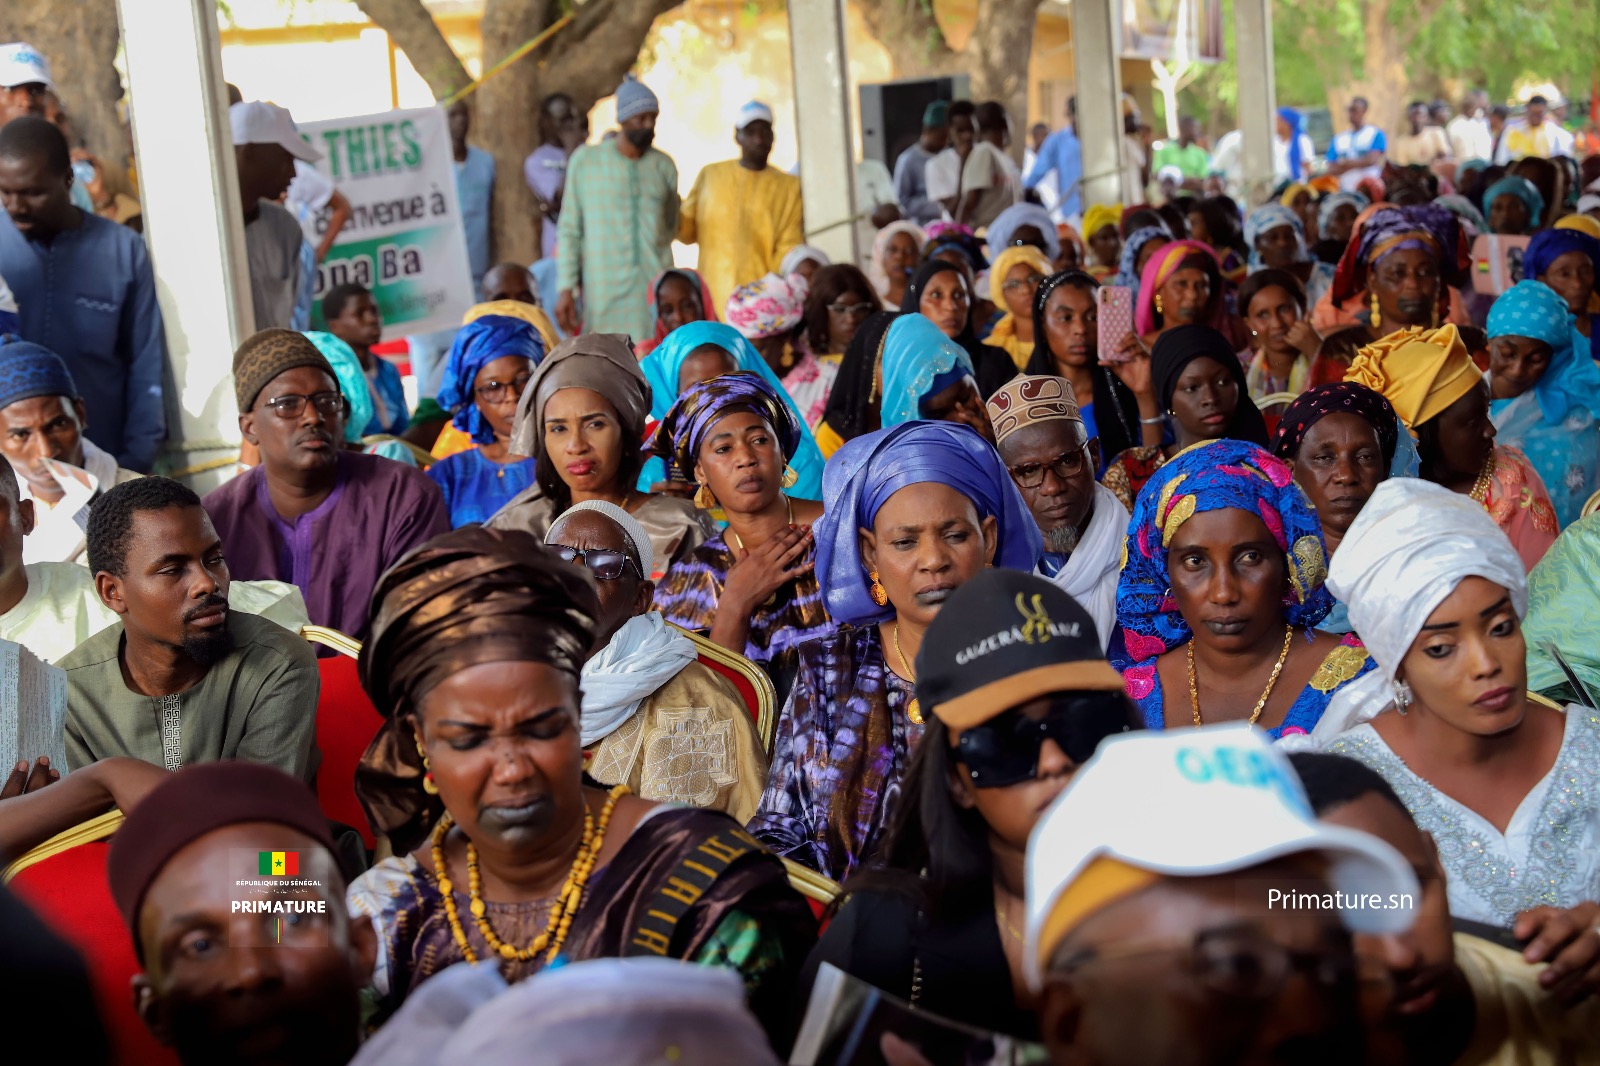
[302,625,382,848]
[668,625,778,752]
[5,812,179,1066]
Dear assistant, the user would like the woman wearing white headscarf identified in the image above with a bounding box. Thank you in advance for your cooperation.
[1310,478,1600,936]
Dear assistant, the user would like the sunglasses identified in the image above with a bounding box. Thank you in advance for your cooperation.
[955,691,1133,788]
[552,545,642,581]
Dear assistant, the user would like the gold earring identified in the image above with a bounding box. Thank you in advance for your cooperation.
[693,483,716,510]
[868,570,889,606]
[1370,291,1381,331]
[780,464,799,489]
[1155,293,1164,317]
[416,731,439,795]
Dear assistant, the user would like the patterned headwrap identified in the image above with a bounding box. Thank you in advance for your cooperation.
[1482,175,1545,230]
[986,203,1061,261]
[1113,226,1172,294]
[1114,439,1333,662]
[1082,204,1124,242]
[984,374,1085,446]
[869,220,926,299]
[1269,382,1401,469]
[988,246,1054,307]
[1243,203,1310,272]
[303,331,372,444]
[1134,240,1224,336]
[1344,324,1481,434]
[1524,228,1600,289]
[355,526,600,851]
[1331,204,1462,310]
[1487,280,1600,425]
[724,272,807,340]
[0,339,77,411]
[653,370,804,482]
[1316,191,1369,235]
[232,328,337,411]
[437,315,544,445]
[509,333,649,460]
[814,420,1042,627]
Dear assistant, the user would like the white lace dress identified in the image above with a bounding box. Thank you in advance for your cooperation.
[1325,705,1600,927]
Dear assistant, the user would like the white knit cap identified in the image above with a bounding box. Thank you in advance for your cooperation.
[1325,478,1526,683]
[546,499,653,581]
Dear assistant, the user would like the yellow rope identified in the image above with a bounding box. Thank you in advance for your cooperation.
[163,454,241,479]
[441,14,575,106]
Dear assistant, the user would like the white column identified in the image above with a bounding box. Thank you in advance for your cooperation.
[1234,0,1277,206]
[115,0,253,491]
[786,0,859,265]
[1071,0,1128,209]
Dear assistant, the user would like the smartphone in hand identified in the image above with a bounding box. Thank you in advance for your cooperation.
[1096,285,1136,364]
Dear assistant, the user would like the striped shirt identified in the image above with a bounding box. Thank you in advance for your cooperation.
[557,139,679,340]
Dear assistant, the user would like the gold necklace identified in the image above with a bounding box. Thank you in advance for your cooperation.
[724,494,794,554]
[1188,625,1294,727]
[1469,453,1496,504]
[891,623,924,725]
[431,784,628,965]
[994,895,1024,943]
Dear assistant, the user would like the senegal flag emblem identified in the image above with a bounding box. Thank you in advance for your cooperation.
[258,851,299,876]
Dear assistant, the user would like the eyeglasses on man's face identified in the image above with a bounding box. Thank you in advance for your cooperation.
[1008,447,1087,489]
[552,545,642,582]
[261,391,348,420]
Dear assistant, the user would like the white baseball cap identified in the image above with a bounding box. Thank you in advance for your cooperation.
[229,101,322,163]
[1022,723,1419,990]
[735,101,774,130]
[0,43,53,91]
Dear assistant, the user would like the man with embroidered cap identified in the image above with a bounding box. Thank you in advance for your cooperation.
[61,477,320,779]
[544,501,766,823]
[107,761,374,1066]
[203,329,448,643]
[554,75,679,341]
[1023,723,1419,1066]
[677,101,804,313]
[987,375,1128,648]
[232,101,322,331]
[0,116,167,471]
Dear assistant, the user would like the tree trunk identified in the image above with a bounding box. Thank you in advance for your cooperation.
[855,0,961,82]
[352,0,472,99]
[1,0,124,165]
[966,0,1047,163]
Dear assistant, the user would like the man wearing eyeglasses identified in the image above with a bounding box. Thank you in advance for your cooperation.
[203,329,448,644]
[543,500,766,822]
[986,375,1127,648]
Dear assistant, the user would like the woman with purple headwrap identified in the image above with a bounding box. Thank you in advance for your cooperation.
[651,372,835,705]
[426,315,543,527]
[1319,204,1468,348]
[1525,226,1600,362]
[748,420,1041,882]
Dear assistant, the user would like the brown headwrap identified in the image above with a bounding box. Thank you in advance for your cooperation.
[355,526,601,851]
[508,334,651,459]
[233,328,337,411]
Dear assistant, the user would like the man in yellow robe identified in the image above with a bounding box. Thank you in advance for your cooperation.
[677,101,805,315]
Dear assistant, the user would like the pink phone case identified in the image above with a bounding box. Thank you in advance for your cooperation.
[1097,285,1135,363]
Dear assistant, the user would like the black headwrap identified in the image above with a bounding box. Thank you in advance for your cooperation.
[653,370,804,478]
[899,259,1018,398]
[1149,324,1270,447]
[355,526,601,852]
[1269,382,1400,468]
[820,310,900,445]
[1023,270,1146,458]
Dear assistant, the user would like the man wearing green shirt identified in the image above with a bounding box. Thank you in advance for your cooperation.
[1152,117,1210,190]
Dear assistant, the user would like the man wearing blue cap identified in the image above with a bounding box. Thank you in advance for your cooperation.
[678,101,804,313]
[893,100,951,226]
[554,75,679,341]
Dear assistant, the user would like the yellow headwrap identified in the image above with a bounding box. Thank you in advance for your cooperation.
[988,245,1055,306]
[1343,324,1481,435]
[463,300,559,355]
[1279,182,1312,209]
[1082,203,1124,241]
[1554,214,1600,240]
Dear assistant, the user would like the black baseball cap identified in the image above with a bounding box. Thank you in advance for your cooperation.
[915,568,1125,731]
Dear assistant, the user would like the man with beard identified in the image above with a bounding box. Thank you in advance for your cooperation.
[203,330,447,643]
[109,761,375,1066]
[554,76,679,341]
[60,476,319,779]
[987,376,1127,648]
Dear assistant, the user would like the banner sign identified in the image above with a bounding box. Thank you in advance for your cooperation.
[294,107,473,336]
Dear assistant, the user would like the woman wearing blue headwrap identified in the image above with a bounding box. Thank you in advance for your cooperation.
[1484,175,1545,235]
[749,420,1041,881]
[1113,439,1377,740]
[303,331,421,467]
[1525,227,1600,362]
[1486,280,1600,528]
[1277,107,1309,184]
[426,315,544,526]
[636,321,824,500]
